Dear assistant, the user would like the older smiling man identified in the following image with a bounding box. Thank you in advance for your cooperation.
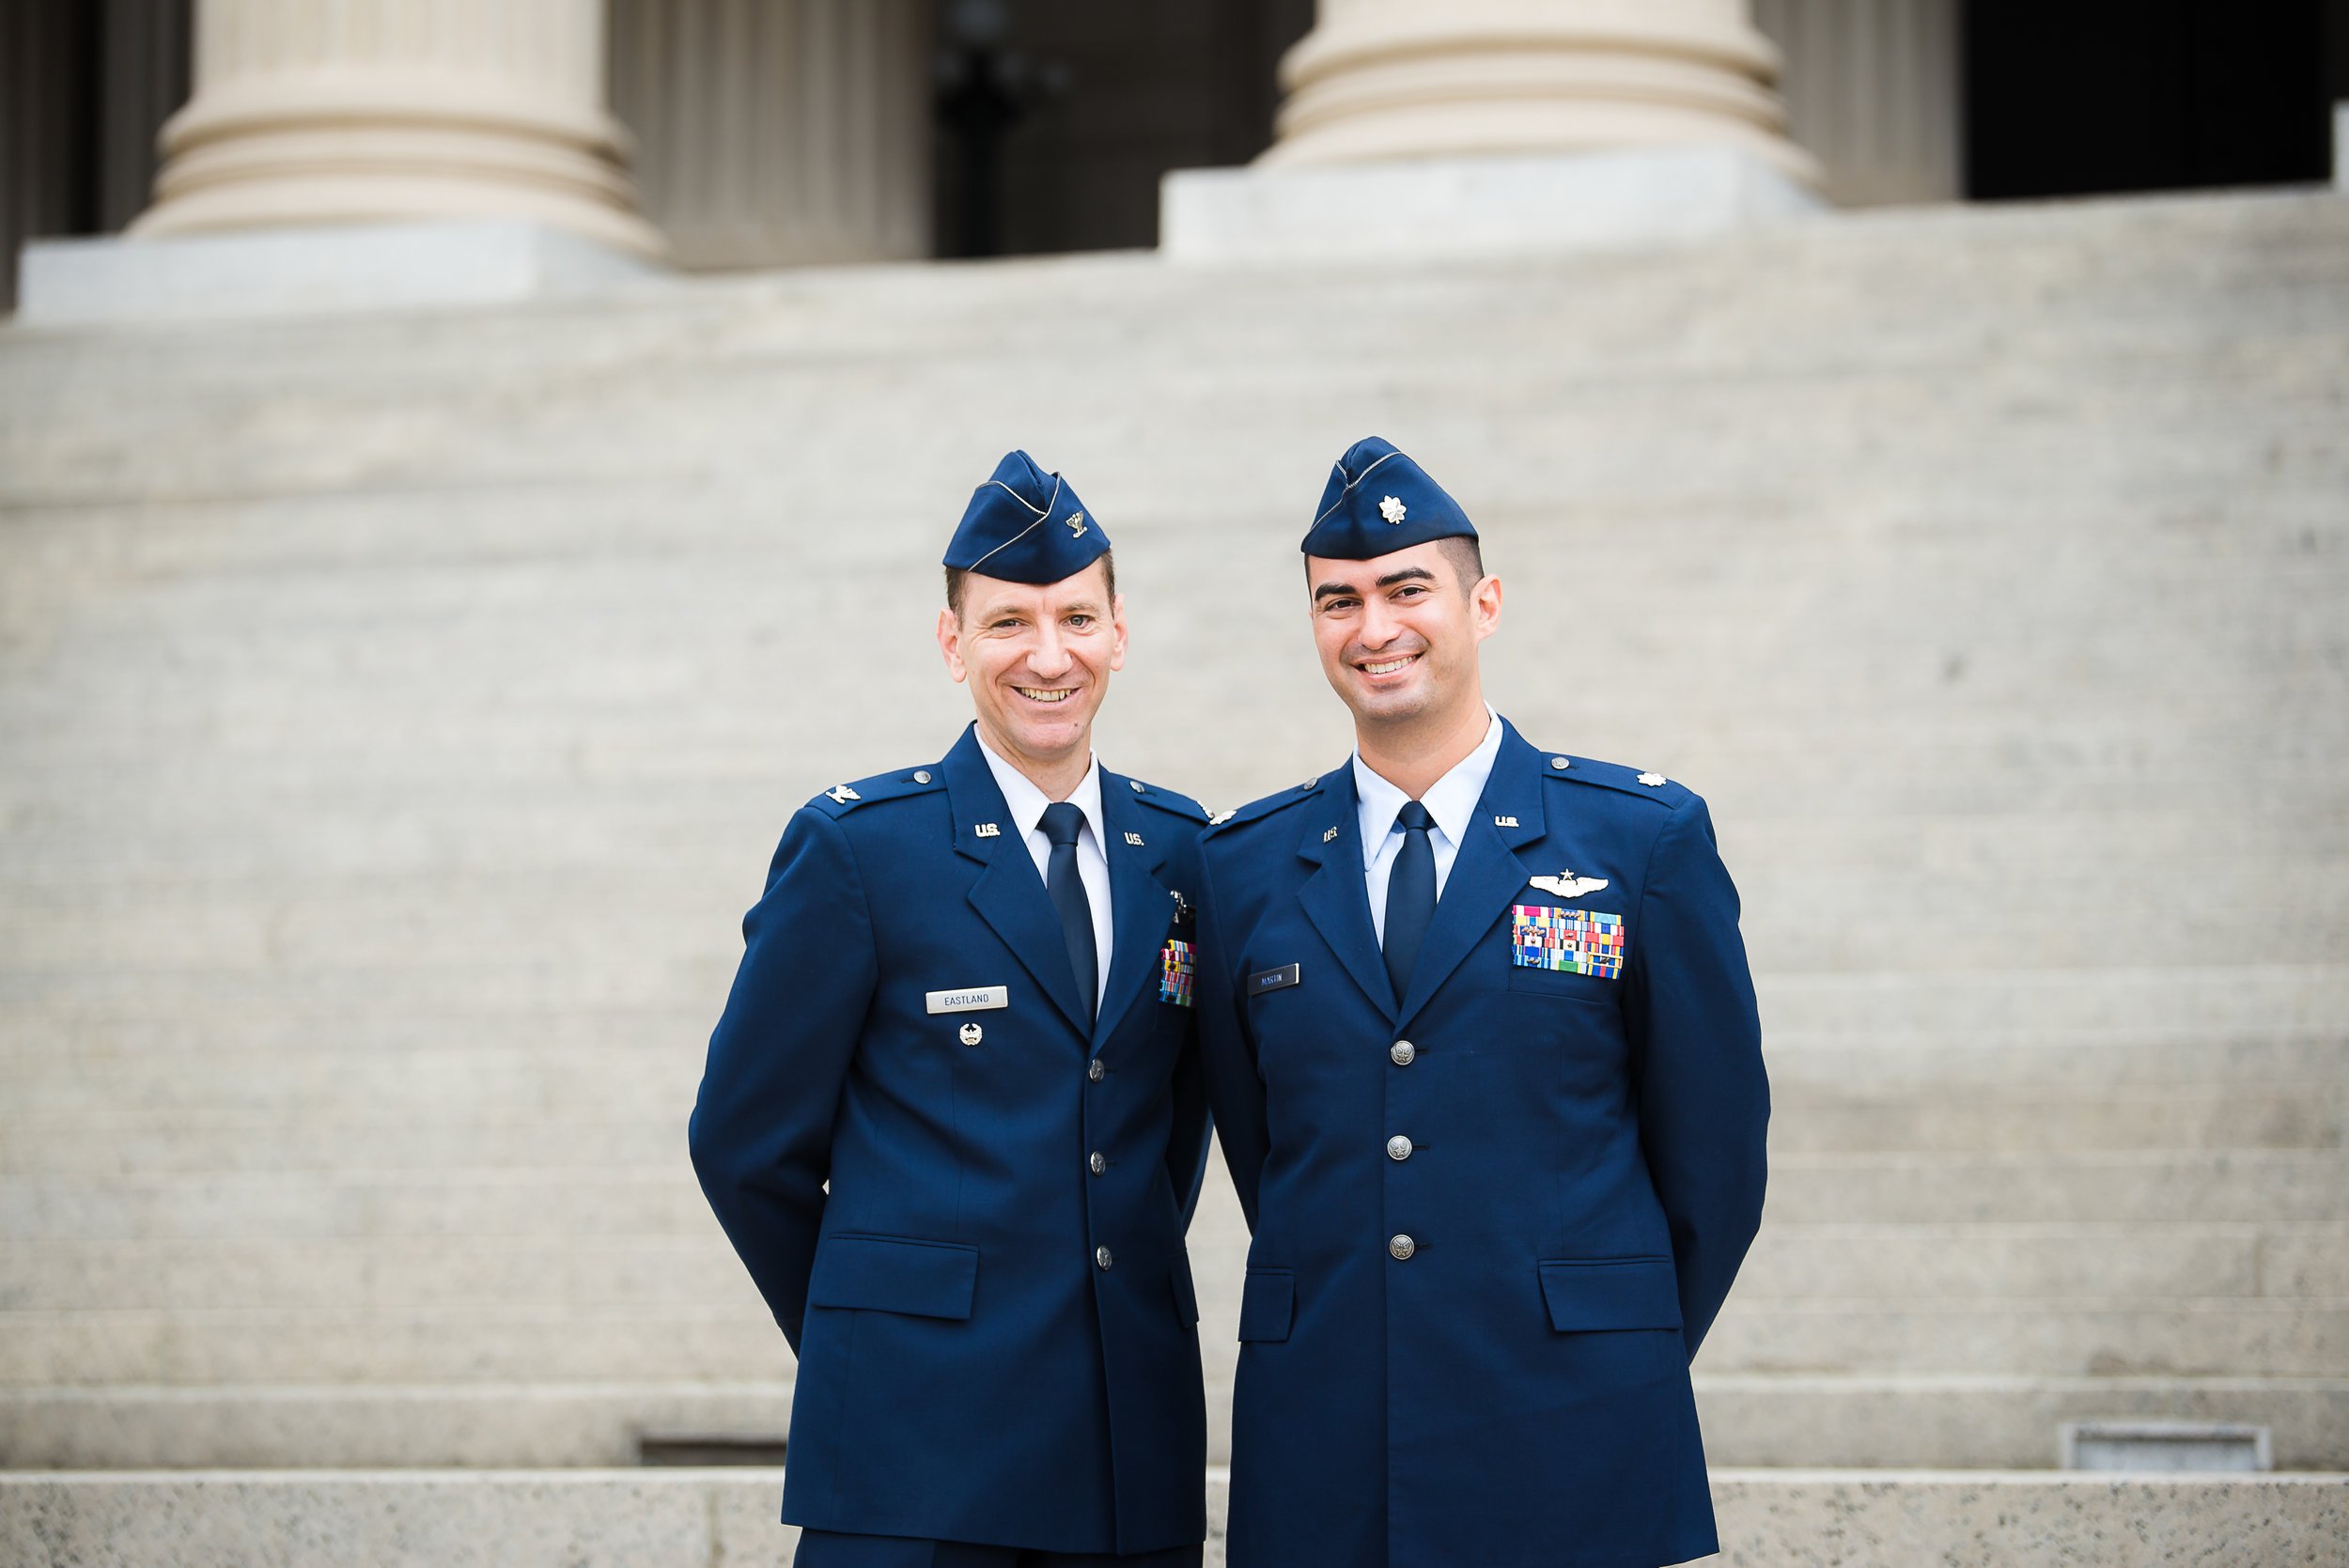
[691,451,1214,1568]
[1194,438,1770,1568]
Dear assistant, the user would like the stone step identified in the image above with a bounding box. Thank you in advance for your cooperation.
[2,1465,2344,1567]
[7,1375,2342,1472]
[4,1296,2339,1386]
[1699,1298,2349,1378]
[8,1149,2339,1244]
[7,1222,2338,1314]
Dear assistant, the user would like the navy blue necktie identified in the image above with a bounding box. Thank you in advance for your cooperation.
[1384,800,1436,1002]
[1040,802,1097,1025]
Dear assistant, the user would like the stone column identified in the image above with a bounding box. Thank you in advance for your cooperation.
[130,0,660,255]
[609,0,930,270]
[1262,0,1819,186]
[1753,0,1960,206]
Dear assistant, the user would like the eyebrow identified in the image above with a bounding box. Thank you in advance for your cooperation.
[1313,567,1437,602]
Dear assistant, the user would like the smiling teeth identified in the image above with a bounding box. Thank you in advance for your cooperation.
[1362,658,1415,675]
[1017,688,1076,703]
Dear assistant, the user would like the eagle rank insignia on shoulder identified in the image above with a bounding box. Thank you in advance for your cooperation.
[1528,871,1610,900]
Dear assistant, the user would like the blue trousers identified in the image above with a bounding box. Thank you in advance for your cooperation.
[793,1530,1202,1568]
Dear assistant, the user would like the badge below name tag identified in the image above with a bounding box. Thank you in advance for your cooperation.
[926,986,1009,1015]
[1509,905,1626,979]
[1159,939,1195,1007]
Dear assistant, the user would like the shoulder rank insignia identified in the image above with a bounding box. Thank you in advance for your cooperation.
[1638,771,1666,786]
[826,784,860,804]
[1529,872,1610,900]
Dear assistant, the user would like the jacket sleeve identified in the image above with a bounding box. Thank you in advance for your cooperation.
[1193,858,1268,1232]
[688,805,878,1357]
[1165,1011,1214,1231]
[1630,794,1769,1360]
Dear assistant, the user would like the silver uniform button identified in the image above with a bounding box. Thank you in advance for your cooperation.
[1096,1246,1114,1270]
[913,770,931,784]
[1129,779,1145,793]
[1390,1040,1415,1065]
[1386,1135,1412,1162]
[1089,1151,1107,1176]
[1389,1234,1416,1261]
[1550,756,1570,770]
[1088,1058,1106,1082]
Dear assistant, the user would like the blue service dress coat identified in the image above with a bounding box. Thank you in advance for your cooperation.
[690,723,1213,1555]
[1194,719,1768,1568]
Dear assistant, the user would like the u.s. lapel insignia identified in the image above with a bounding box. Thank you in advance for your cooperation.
[1378,495,1407,524]
[1159,938,1196,1006]
[1124,831,1144,846]
[1529,871,1610,900]
[826,784,860,803]
[1494,815,1519,828]
[973,822,1002,838]
[1322,825,1340,844]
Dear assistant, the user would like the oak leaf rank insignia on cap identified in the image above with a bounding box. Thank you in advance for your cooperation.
[943,449,1111,584]
[1302,436,1476,559]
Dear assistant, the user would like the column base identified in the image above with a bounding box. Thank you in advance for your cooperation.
[15,220,667,326]
[1161,146,1825,264]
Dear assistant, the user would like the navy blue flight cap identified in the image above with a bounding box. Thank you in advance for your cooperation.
[941,450,1110,584]
[1300,436,1476,560]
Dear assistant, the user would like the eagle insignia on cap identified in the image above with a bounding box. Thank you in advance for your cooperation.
[1378,495,1408,524]
[1066,512,1087,537]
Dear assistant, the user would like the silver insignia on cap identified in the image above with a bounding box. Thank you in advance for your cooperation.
[1378,495,1407,524]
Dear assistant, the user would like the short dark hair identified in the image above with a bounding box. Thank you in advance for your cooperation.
[946,549,1116,618]
[1438,535,1485,590]
[1300,536,1486,593]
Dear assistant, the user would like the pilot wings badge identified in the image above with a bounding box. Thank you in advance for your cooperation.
[1528,871,1610,900]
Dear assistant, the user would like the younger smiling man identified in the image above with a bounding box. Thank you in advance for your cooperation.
[692,451,1213,1568]
[1195,438,1769,1568]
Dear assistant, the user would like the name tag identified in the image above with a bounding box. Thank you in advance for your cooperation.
[1247,963,1300,996]
[926,986,1009,1015]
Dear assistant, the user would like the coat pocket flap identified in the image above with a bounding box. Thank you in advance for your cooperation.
[1538,1256,1683,1332]
[1237,1266,1294,1343]
[807,1234,980,1320]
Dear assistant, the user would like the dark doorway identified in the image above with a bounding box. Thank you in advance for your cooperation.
[1965,0,2348,200]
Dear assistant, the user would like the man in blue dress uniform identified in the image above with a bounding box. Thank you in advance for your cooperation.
[691,451,1213,1568]
[1195,438,1769,1568]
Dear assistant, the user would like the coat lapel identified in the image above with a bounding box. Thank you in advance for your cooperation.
[1395,722,1551,1028]
[1293,769,1399,1024]
[1094,772,1174,1043]
[942,726,1091,1037]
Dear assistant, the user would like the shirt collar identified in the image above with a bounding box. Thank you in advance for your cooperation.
[1353,706,1503,864]
[974,732,1104,846]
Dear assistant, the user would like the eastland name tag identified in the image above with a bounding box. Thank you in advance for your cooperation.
[926,986,1009,1015]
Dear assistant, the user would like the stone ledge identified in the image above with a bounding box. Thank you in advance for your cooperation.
[1160,146,1823,264]
[2,1468,2343,1568]
[14,221,669,327]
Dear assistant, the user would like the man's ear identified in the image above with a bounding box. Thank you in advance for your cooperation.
[1470,573,1503,644]
[937,606,968,682]
[1108,591,1128,673]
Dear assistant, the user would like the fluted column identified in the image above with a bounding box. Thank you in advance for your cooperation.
[609,0,930,270]
[1753,0,1960,206]
[1264,0,1820,187]
[130,0,660,255]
